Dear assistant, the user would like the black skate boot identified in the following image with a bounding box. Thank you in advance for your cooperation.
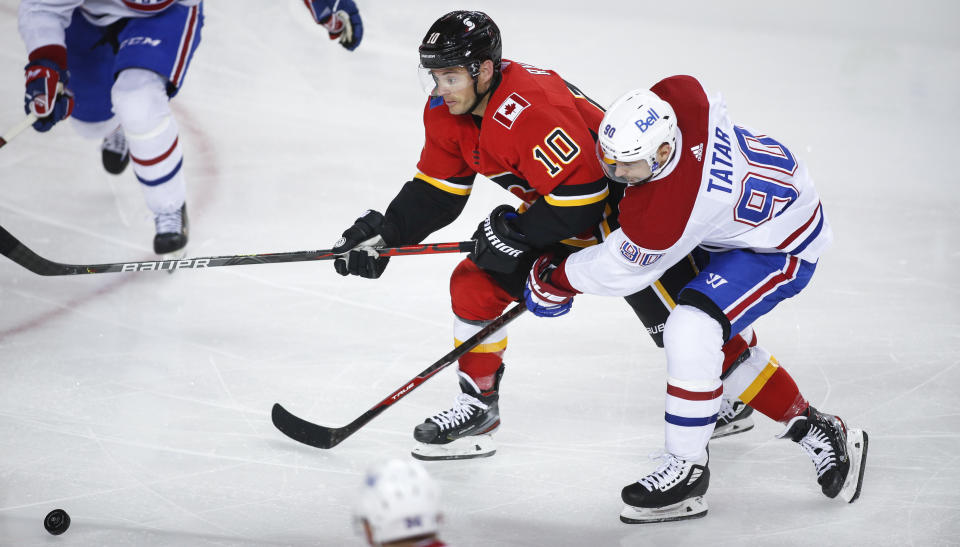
[620,452,710,524]
[777,406,868,503]
[411,366,503,461]
[101,127,129,175]
[153,204,189,257]
[712,397,755,439]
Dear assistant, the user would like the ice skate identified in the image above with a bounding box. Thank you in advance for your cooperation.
[777,406,868,503]
[153,203,189,260]
[620,452,710,524]
[411,367,502,461]
[101,126,129,175]
[711,397,755,439]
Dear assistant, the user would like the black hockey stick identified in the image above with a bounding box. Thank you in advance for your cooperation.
[272,302,528,449]
[0,224,475,276]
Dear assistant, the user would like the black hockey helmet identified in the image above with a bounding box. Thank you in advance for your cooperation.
[419,11,502,78]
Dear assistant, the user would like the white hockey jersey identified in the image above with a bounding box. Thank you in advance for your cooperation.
[563,75,832,297]
[19,0,201,53]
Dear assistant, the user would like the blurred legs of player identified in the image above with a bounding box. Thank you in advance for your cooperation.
[101,125,129,175]
[63,5,203,256]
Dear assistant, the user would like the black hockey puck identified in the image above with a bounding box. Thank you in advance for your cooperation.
[44,509,70,535]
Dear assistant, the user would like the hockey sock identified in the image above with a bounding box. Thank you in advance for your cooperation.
[111,68,186,215]
[663,305,724,461]
[450,259,515,392]
[723,346,809,423]
[454,316,506,392]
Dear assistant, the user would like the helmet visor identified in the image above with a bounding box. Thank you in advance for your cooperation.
[418,65,474,97]
[596,140,651,185]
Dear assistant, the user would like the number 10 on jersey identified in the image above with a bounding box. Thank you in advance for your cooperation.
[532,128,581,177]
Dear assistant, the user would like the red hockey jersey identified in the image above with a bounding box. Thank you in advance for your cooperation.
[409,59,616,247]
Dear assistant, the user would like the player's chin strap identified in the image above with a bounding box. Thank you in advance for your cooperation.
[466,69,502,115]
[631,146,680,187]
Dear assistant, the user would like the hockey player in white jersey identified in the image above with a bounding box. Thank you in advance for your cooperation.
[18,0,204,256]
[523,76,868,523]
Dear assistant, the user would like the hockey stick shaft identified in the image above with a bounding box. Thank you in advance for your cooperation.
[0,113,38,149]
[272,302,528,449]
[0,224,475,276]
[3,83,65,149]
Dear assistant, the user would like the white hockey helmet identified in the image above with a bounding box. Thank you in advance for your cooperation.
[355,459,442,544]
[597,88,678,183]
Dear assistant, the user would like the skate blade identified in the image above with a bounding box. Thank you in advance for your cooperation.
[840,429,868,503]
[710,418,755,439]
[620,496,708,524]
[411,434,496,461]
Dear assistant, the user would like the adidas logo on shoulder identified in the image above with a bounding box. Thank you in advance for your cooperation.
[690,143,704,162]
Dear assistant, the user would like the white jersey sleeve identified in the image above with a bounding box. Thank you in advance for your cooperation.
[19,0,203,53]
[18,0,82,53]
[563,227,701,297]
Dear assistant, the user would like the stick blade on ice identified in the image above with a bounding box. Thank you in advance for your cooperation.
[271,403,344,449]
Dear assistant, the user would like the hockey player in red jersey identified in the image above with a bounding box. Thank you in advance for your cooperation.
[331,10,756,460]
[524,79,869,523]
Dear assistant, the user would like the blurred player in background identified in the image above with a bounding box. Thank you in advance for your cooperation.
[18,0,204,257]
[355,459,446,547]
[330,10,758,461]
[523,78,869,523]
[16,0,360,259]
[302,0,363,52]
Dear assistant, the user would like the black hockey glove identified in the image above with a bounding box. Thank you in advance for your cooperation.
[469,204,531,274]
[332,210,390,279]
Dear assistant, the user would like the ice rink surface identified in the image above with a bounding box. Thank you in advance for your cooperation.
[1,1,959,545]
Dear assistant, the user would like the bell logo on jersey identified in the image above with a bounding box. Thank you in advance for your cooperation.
[493,93,530,129]
[634,108,660,133]
[619,242,663,266]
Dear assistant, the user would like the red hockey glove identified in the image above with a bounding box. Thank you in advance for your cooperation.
[524,254,578,317]
[24,46,74,132]
[304,0,364,51]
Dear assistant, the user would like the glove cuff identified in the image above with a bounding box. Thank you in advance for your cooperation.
[545,261,578,294]
[28,45,68,71]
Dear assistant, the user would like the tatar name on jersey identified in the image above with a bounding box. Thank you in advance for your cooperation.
[619,75,831,263]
